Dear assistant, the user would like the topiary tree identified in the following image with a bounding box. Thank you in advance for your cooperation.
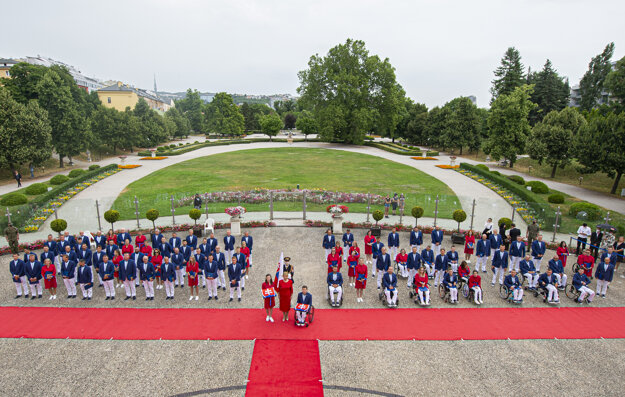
[411,206,424,227]
[498,217,512,229]
[547,193,564,204]
[0,193,28,206]
[68,169,86,178]
[146,208,159,231]
[526,180,549,194]
[104,209,120,232]
[50,174,70,185]
[372,210,384,226]
[24,183,48,195]
[507,174,525,185]
[453,209,467,232]
[50,219,68,236]
[569,202,602,221]
[189,208,202,225]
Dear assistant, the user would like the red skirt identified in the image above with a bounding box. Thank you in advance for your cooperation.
[188,275,199,286]
[264,296,275,309]
[44,277,57,289]
[114,270,119,278]
[355,278,367,289]
[279,292,292,313]
[348,266,356,277]
[464,244,474,254]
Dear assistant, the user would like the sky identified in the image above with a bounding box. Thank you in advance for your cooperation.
[3,0,624,108]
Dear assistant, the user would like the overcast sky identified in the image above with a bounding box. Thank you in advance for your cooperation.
[4,0,624,108]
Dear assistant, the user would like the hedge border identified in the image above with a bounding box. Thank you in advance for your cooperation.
[364,142,422,156]
[137,138,322,156]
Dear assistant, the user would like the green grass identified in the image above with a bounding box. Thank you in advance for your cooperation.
[113,147,460,220]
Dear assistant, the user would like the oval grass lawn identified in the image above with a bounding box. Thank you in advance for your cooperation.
[113,148,459,219]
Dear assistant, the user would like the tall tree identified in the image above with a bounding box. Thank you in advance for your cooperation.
[165,107,190,139]
[89,105,123,153]
[605,55,625,113]
[283,112,297,129]
[424,106,447,147]
[297,39,404,144]
[526,107,586,177]
[0,88,52,169]
[295,111,317,141]
[397,99,428,144]
[241,103,271,131]
[576,112,625,194]
[133,98,168,148]
[2,62,48,104]
[490,47,525,103]
[484,85,536,167]
[258,112,283,141]
[204,92,245,137]
[528,59,570,124]
[441,97,480,154]
[274,99,297,116]
[175,89,204,132]
[579,43,615,111]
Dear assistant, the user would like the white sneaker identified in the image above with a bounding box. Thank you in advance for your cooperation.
[189,296,193,301]
[246,275,249,279]
[269,317,274,322]
[53,295,57,300]
[266,316,269,322]
[49,296,53,300]
[195,296,199,301]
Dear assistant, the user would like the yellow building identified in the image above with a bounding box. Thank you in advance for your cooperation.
[0,58,18,79]
[97,81,173,113]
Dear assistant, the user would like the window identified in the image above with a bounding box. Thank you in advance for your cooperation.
[107,97,111,104]
[5,71,9,76]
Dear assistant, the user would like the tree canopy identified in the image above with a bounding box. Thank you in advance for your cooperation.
[579,42,615,111]
[204,92,245,137]
[490,47,525,103]
[258,112,282,141]
[605,55,625,113]
[528,59,570,124]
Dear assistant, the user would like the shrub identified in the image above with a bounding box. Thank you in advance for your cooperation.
[372,210,384,225]
[547,193,565,204]
[50,219,67,234]
[178,143,184,146]
[189,208,202,225]
[425,151,439,156]
[169,144,176,149]
[526,181,549,194]
[475,164,489,172]
[411,206,424,226]
[491,170,501,176]
[507,175,525,185]
[24,183,48,195]
[146,209,160,230]
[156,146,165,151]
[50,175,70,185]
[104,209,120,230]
[498,217,512,228]
[569,202,602,221]
[68,169,86,178]
[453,209,467,232]
[88,164,101,171]
[194,141,199,144]
[0,193,28,206]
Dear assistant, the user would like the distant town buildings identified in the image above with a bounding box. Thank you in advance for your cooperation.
[0,58,18,79]
[97,82,173,113]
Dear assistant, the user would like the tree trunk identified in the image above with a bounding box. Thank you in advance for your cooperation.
[509,159,514,168]
[59,155,64,168]
[459,147,463,155]
[611,171,623,194]
[550,163,558,178]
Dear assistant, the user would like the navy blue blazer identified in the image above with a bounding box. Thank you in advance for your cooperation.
[92,251,105,268]
[203,260,219,278]
[117,232,131,246]
[40,251,56,264]
[376,253,391,271]
[185,235,198,249]
[171,253,185,268]
[214,252,226,270]
[131,252,144,267]
[372,242,385,258]
[151,233,164,248]
[519,259,536,274]
[161,262,176,282]
[61,250,78,263]
[24,261,43,283]
[227,263,242,286]
[77,249,92,266]
[410,230,423,246]
[194,253,206,270]
[509,241,526,258]
[199,243,210,256]
[383,273,397,289]
[60,260,76,278]
[504,274,520,289]
[322,235,335,249]
[76,265,92,284]
[595,262,615,282]
[207,238,218,254]
[443,272,458,287]
[138,262,155,281]
[573,273,591,290]
[489,234,503,250]
[78,235,90,248]
[118,260,136,281]
[223,235,236,251]
[297,292,312,306]
[431,230,444,245]
[93,235,107,249]
[99,261,115,281]
[10,259,25,277]
[492,251,509,268]
[531,240,546,257]
[242,235,254,251]
[106,244,118,258]
[407,252,422,270]
[342,233,354,247]
[538,272,557,286]
[476,239,490,257]
[235,253,247,268]
[548,259,565,274]
[387,233,400,248]
[44,240,58,254]
[421,249,434,265]
[159,242,172,258]
[600,252,618,264]
[169,237,181,249]
[446,251,459,264]
[435,254,448,271]
[327,272,343,286]
[180,246,192,261]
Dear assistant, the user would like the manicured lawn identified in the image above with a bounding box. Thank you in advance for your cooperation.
[113,147,460,220]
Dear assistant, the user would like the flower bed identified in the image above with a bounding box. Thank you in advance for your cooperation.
[118,164,142,169]
[225,206,247,217]
[140,156,168,160]
[436,165,459,169]
[411,157,437,160]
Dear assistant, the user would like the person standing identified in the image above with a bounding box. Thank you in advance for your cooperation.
[526,220,540,246]
[322,229,335,259]
[489,230,503,263]
[491,245,508,286]
[162,256,176,300]
[576,223,592,256]
[391,193,399,216]
[242,231,254,268]
[227,255,242,302]
[364,230,375,265]
[76,259,93,301]
[13,170,22,187]
[409,226,423,252]
[99,255,116,300]
[531,235,546,273]
[406,246,421,288]
[577,249,595,278]
[499,222,510,250]
[613,236,625,273]
[276,271,293,321]
[482,218,494,237]
[384,195,391,218]
[475,234,490,273]
[10,253,28,299]
[186,256,199,301]
[60,254,77,299]
[464,230,475,261]
[193,194,202,210]
[214,246,227,290]
[376,247,391,289]
[431,226,444,257]
[509,236,525,272]
[139,256,155,301]
[4,223,19,255]
[171,247,186,289]
[590,227,603,259]
[414,266,430,305]
[595,257,614,298]
[204,254,219,300]
[342,229,354,263]
[41,258,57,300]
[556,242,570,268]
[223,230,236,264]
[25,253,43,299]
[387,228,400,263]
[262,274,276,322]
[354,257,368,303]
[119,253,137,300]
[347,251,359,287]
[185,228,198,250]
[433,248,448,287]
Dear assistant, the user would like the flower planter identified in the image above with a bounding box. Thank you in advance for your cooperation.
[230,216,241,236]
[332,215,343,234]
[451,232,465,245]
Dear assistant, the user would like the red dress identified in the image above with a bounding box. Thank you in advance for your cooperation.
[112,255,123,278]
[187,262,200,286]
[106,235,116,243]
[121,244,134,255]
[327,253,341,273]
[152,255,163,277]
[41,263,57,289]
[135,235,147,249]
[140,245,152,256]
[557,246,569,267]
[277,279,293,313]
[464,235,476,255]
[355,264,368,289]
[240,247,251,267]
[262,281,276,309]
[347,255,359,277]
[577,254,595,277]
[364,235,375,255]
[349,246,361,256]
[335,246,343,258]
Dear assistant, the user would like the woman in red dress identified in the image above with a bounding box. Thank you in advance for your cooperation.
[106,229,116,243]
[121,240,134,256]
[241,241,251,278]
[354,257,368,302]
[140,244,152,257]
[396,248,408,278]
[334,242,344,264]
[152,248,163,290]
[187,256,200,300]
[262,274,276,322]
[364,230,375,265]
[557,241,569,267]
[464,230,476,261]
[41,258,57,300]
[276,272,293,322]
[112,249,123,288]
[327,247,341,273]
[135,233,147,250]
[349,242,361,257]
[414,266,430,305]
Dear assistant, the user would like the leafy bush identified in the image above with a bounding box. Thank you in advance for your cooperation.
[364,142,422,156]
[425,151,439,156]
[569,202,602,221]
[453,209,467,232]
[169,144,177,149]
[50,219,67,234]
[178,143,184,146]
[547,193,565,204]
[68,169,86,178]
[411,206,424,219]
[0,193,28,206]
[372,210,384,224]
[526,181,549,194]
[475,164,489,172]
[491,170,501,176]
[498,217,512,228]
[24,183,48,195]
[88,164,101,171]
[50,175,70,185]
[189,208,202,224]
[146,208,159,230]
[104,209,120,230]
[156,146,165,152]
[507,175,525,185]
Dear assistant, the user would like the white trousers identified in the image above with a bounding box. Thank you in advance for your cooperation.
[143,280,154,298]
[477,256,488,272]
[324,248,331,259]
[175,269,185,286]
[472,286,482,303]
[434,270,444,286]
[510,257,521,272]
[417,288,430,304]
[123,280,136,297]
[202,274,206,287]
[376,272,384,288]
[206,278,218,297]
[136,268,141,286]
[524,273,539,288]
[545,284,559,301]
[389,247,398,262]
[490,248,498,260]
[448,286,458,301]
[596,279,610,296]
[385,288,397,305]
[240,273,246,289]
[492,268,505,285]
[512,287,523,301]
[532,257,543,273]
[218,270,226,288]
[407,269,417,287]
[424,264,434,276]
[103,280,115,297]
[79,284,93,298]
[226,249,234,264]
[14,276,28,296]
[296,310,306,323]
[450,262,458,273]
[230,286,241,299]
[555,273,567,287]
[398,264,408,278]
[63,277,77,295]
[29,282,42,297]
[164,280,175,297]
[578,286,595,302]
[433,244,441,257]
[97,272,103,286]
[328,286,343,303]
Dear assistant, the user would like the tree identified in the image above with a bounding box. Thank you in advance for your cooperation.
[484,85,536,167]
[297,39,404,144]
[576,112,625,194]
[605,55,625,113]
[284,112,297,129]
[104,210,120,232]
[528,59,570,124]
[274,99,297,116]
[424,106,447,147]
[165,107,190,139]
[0,88,53,170]
[2,62,48,104]
[491,47,525,103]
[579,43,615,111]
[36,69,88,167]
[133,98,169,148]
[88,105,122,154]
[259,112,282,141]
[441,97,480,154]
[241,103,271,131]
[204,92,245,137]
[295,111,317,141]
[175,89,204,132]
[526,107,587,177]
[396,99,428,144]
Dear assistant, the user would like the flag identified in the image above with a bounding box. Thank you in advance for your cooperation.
[275,252,284,285]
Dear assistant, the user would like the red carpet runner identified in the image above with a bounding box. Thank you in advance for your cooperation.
[1,306,624,340]
[246,340,323,397]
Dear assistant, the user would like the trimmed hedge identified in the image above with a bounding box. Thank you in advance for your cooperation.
[0,193,28,206]
[424,151,439,156]
[476,164,489,172]
[547,193,565,204]
[526,181,549,194]
[491,170,501,176]
[50,175,70,185]
[507,175,525,185]
[569,202,602,221]
[137,138,322,157]
[68,169,86,178]
[364,142,422,156]
[498,217,512,228]
[24,183,48,195]
[88,164,100,171]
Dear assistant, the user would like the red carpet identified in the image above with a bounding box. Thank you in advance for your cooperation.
[1,306,624,340]
[246,339,323,397]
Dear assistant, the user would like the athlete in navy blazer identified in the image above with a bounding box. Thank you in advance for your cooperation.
[227,261,242,301]
[185,231,198,250]
[410,228,423,247]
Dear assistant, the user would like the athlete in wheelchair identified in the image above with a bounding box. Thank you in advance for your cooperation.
[536,268,560,304]
[327,266,343,307]
[465,270,483,305]
[567,266,595,304]
[500,269,523,304]
[410,266,431,306]
[294,285,314,327]
[379,266,399,307]
[438,267,458,304]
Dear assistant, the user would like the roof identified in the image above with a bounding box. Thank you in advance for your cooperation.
[0,58,19,66]
[99,82,168,104]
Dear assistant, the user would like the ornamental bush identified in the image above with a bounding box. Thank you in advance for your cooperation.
[491,170,501,176]
[507,175,525,185]
[475,164,489,172]
[0,193,28,206]
[50,174,70,185]
[526,181,549,194]
[88,164,100,171]
[50,219,67,234]
[104,209,120,230]
[24,183,48,195]
[146,208,159,230]
[498,217,512,228]
[68,169,86,178]
[189,208,202,225]
[372,210,384,225]
[453,209,467,232]
[411,206,424,227]
[547,193,565,204]
[569,202,602,221]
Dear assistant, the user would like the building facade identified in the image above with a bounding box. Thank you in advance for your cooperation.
[97,82,173,113]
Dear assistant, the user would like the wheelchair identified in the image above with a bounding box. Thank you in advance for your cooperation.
[461,283,476,304]
[294,305,315,327]
[564,284,591,303]
[409,286,431,306]
[327,287,343,307]
[394,262,409,279]
[572,263,593,280]
[379,288,399,308]
[499,284,523,304]
[531,285,560,305]
[438,284,457,304]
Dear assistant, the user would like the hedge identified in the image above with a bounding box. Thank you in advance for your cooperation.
[526,180,549,194]
[507,175,525,185]
[423,151,439,156]
[475,164,489,172]
[88,164,101,171]
[136,138,322,157]
[68,169,86,178]
[0,193,28,206]
[498,217,512,228]
[363,142,422,156]
[547,193,565,204]
[50,174,70,185]
[569,202,602,221]
[24,183,48,195]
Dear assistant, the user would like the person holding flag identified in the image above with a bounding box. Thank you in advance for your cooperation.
[261,274,276,322]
